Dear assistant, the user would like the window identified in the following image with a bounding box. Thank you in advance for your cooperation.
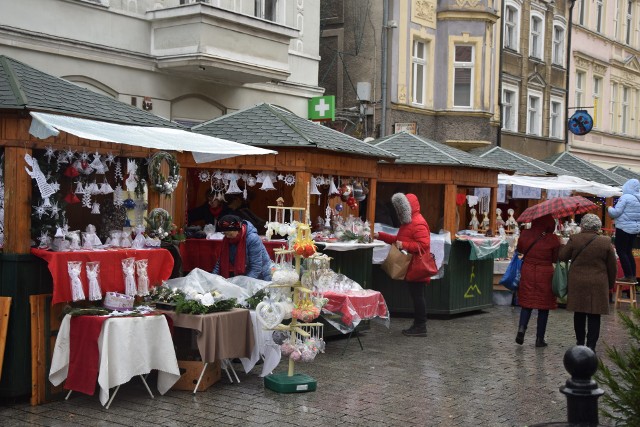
[575,71,585,108]
[411,40,427,105]
[622,86,629,134]
[552,24,565,66]
[577,0,585,26]
[504,4,520,51]
[530,14,544,59]
[527,91,543,136]
[596,0,604,33]
[502,85,519,131]
[610,83,618,132]
[593,76,602,128]
[550,98,563,139]
[255,0,278,22]
[453,45,474,108]
[626,0,633,44]
[614,0,622,40]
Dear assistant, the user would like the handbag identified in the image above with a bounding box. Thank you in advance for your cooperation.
[499,232,546,292]
[553,235,598,298]
[405,247,438,282]
[381,244,412,280]
[499,251,523,292]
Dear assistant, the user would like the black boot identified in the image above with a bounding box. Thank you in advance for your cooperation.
[402,323,427,337]
[515,326,526,345]
[535,337,548,347]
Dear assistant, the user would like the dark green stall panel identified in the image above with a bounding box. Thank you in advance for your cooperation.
[317,247,373,337]
[320,247,373,289]
[0,254,53,398]
[372,240,494,317]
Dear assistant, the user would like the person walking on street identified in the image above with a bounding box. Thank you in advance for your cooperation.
[375,193,431,337]
[559,214,617,352]
[607,178,640,283]
[515,214,561,347]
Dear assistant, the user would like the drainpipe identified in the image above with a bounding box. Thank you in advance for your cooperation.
[497,0,505,147]
[381,0,388,137]
[564,0,577,152]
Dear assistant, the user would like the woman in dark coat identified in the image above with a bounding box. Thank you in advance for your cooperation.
[375,193,431,337]
[515,214,561,347]
[559,214,617,352]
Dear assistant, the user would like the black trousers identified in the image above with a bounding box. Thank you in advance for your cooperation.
[574,312,601,351]
[408,281,427,326]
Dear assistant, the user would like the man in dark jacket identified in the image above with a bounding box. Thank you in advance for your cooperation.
[187,191,229,227]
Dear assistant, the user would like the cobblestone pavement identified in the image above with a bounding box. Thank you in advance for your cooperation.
[1,304,634,427]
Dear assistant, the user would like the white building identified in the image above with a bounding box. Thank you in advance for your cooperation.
[0,0,323,124]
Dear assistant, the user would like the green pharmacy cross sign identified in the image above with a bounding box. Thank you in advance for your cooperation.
[308,96,335,121]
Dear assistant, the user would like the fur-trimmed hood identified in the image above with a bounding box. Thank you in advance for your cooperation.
[391,193,420,224]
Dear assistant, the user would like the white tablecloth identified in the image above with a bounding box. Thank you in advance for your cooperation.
[240,311,282,377]
[50,314,181,406]
[317,241,387,252]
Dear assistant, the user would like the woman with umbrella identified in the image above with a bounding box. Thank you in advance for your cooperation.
[515,214,561,347]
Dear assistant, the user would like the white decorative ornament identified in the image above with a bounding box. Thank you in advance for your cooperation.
[260,174,276,191]
[44,146,56,163]
[125,159,138,192]
[328,176,339,195]
[24,154,57,207]
[113,184,124,207]
[100,181,114,194]
[310,177,321,195]
[90,152,105,174]
[82,192,92,209]
[255,300,285,329]
[198,170,211,182]
[225,173,242,194]
[91,202,101,214]
[284,174,296,186]
[105,152,116,165]
[277,174,284,181]
[246,175,257,187]
[114,161,123,181]
[49,201,61,219]
[74,181,85,195]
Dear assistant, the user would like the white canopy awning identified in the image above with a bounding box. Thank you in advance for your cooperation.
[498,174,622,198]
[28,112,277,163]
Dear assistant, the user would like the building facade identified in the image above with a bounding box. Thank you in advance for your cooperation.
[320,0,501,148]
[499,0,571,160]
[0,0,322,124]
[568,0,640,171]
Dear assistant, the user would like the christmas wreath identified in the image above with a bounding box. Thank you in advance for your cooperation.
[148,151,180,196]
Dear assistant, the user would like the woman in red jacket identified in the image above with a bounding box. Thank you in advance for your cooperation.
[515,214,561,347]
[375,193,431,337]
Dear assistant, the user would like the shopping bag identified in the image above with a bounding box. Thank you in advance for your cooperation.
[405,251,439,282]
[552,261,568,298]
[499,251,523,292]
[381,244,412,280]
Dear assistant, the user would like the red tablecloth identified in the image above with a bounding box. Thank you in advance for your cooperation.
[31,248,174,304]
[322,290,389,328]
[179,238,287,272]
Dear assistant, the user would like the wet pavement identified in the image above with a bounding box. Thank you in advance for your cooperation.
[1,304,634,426]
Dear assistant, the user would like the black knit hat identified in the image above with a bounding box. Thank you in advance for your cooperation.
[217,215,242,232]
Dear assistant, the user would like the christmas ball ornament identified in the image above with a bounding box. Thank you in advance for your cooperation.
[335,203,343,212]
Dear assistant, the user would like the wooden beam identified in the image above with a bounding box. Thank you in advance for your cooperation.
[367,178,377,237]
[292,172,311,222]
[30,294,48,406]
[172,167,188,229]
[4,147,32,254]
[443,184,458,234]
[604,197,613,231]
[0,297,11,381]
[490,186,498,232]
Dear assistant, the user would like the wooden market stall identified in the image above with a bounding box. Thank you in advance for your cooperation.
[370,132,514,316]
[0,55,274,403]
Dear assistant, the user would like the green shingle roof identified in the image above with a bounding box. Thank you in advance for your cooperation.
[372,132,513,172]
[608,165,640,181]
[471,146,571,176]
[0,55,182,128]
[192,103,397,159]
[543,152,627,186]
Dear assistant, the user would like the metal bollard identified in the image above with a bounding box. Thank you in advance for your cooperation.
[560,345,604,425]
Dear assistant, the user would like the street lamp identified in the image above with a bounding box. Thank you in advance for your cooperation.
[564,0,577,151]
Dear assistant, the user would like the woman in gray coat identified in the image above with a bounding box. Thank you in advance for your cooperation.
[559,214,617,352]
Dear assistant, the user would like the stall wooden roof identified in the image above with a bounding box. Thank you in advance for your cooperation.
[0,55,181,128]
[471,146,571,176]
[373,132,513,172]
[608,165,640,181]
[544,152,627,186]
[192,103,397,160]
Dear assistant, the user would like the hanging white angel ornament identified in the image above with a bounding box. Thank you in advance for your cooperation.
[260,174,276,191]
[90,152,105,174]
[225,173,243,194]
[91,202,101,214]
[25,154,58,207]
[74,181,85,195]
[328,176,339,195]
[125,159,138,192]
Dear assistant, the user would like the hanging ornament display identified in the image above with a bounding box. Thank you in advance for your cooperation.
[260,174,276,191]
[74,181,85,195]
[246,175,257,187]
[49,201,61,219]
[81,192,92,209]
[198,170,211,182]
[63,165,80,178]
[224,173,242,194]
[328,176,339,196]
[100,181,114,194]
[44,146,56,163]
[32,202,48,220]
[125,159,138,192]
[210,177,226,201]
[91,202,101,215]
[148,151,181,196]
[309,176,321,195]
[353,182,366,202]
[114,161,123,182]
[113,184,124,207]
[105,152,116,166]
[90,152,106,174]
[283,174,296,186]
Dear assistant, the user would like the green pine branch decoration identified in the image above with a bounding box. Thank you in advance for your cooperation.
[595,306,640,426]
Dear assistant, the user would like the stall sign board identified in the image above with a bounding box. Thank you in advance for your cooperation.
[394,122,417,134]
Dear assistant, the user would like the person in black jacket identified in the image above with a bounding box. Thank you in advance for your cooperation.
[187,191,229,227]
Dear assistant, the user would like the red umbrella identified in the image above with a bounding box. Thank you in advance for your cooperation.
[517,196,598,223]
